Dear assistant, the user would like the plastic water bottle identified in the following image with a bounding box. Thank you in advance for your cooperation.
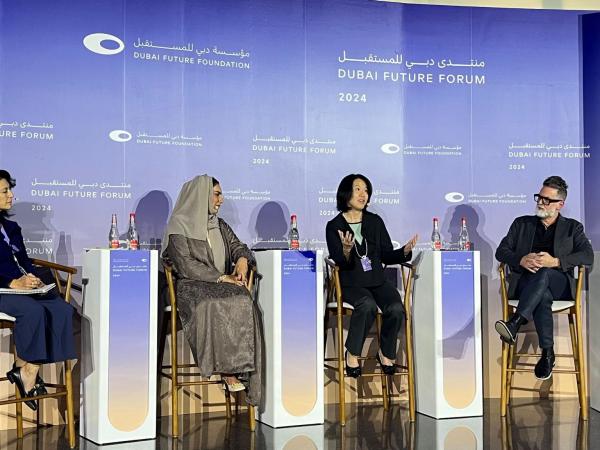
[127,213,139,250]
[288,214,300,250]
[109,214,119,249]
[458,217,471,251]
[431,217,442,251]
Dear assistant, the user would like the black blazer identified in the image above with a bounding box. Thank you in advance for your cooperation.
[0,218,35,288]
[495,215,594,299]
[326,211,411,288]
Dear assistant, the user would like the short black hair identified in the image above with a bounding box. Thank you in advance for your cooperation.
[543,175,568,199]
[336,174,372,212]
[0,169,15,218]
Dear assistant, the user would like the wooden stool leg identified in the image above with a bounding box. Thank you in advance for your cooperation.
[575,310,588,420]
[248,404,256,431]
[336,309,346,426]
[15,385,23,439]
[405,312,416,422]
[170,316,179,436]
[376,314,389,410]
[506,343,515,405]
[568,314,581,390]
[500,341,509,417]
[12,346,23,439]
[65,360,76,448]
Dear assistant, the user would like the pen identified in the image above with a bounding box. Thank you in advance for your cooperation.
[13,255,30,277]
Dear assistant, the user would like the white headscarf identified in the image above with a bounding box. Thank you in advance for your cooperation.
[161,174,226,272]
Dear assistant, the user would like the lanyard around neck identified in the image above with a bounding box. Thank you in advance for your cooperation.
[353,238,368,259]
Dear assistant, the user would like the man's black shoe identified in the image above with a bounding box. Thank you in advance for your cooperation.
[535,348,555,380]
[495,313,528,345]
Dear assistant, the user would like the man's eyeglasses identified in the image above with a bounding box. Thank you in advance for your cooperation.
[534,194,563,206]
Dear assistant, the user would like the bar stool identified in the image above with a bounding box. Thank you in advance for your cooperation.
[498,263,588,419]
[0,259,77,448]
[160,262,257,437]
[324,258,416,425]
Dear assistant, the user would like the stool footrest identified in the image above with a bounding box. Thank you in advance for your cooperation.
[0,390,67,406]
[507,368,578,374]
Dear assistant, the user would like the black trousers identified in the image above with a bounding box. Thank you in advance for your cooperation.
[515,268,571,349]
[0,292,75,363]
[343,281,405,359]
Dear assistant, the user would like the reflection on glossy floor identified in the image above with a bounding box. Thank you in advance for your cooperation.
[0,399,598,449]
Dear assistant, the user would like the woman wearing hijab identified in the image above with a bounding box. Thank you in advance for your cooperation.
[161,175,261,404]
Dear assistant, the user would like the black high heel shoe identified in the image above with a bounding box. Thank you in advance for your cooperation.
[345,351,361,378]
[6,366,38,411]
[12,364,47,395]
[376,351,396,375]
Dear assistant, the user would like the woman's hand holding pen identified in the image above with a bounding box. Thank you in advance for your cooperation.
[9,274,43,290]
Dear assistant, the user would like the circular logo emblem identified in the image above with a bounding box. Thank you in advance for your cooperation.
[109,130,132,142]
[444,192,465,203]
[83,33,125,55]
[380,143,401,154]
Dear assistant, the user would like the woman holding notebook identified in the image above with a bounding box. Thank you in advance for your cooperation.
[0,169,75,410]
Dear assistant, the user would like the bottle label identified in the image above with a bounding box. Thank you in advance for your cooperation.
[290,239,300,250]
[464,241,471,251]
[433,241,442,251]
[129,240,139,250]
[110,239,119,249]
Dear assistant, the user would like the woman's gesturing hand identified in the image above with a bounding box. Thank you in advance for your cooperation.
[403,234,419,256]
[338,230,355,258]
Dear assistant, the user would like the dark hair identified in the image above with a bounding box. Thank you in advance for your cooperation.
[336,174,372,212]
[543,175,568,199]
[0,169,15,218]
[212,177,220,187]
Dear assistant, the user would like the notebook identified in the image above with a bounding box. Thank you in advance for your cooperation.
[0,283,56,295]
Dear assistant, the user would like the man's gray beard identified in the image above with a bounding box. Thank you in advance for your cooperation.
[536,207,557,219]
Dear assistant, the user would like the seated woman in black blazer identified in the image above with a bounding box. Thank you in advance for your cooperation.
[0,170,75,410]
[326,174,418,377]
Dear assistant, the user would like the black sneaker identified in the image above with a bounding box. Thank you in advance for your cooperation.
[495,314,528,345]
[534,348,555,380]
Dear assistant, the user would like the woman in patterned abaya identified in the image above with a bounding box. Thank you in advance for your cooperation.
[161,175,262,404]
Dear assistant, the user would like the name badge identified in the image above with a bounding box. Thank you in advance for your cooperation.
[360,256,372,272]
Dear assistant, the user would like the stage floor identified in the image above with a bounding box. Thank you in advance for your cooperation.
[0,398,597,449]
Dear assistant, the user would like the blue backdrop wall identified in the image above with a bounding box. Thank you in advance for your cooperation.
[0,0,592,271]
